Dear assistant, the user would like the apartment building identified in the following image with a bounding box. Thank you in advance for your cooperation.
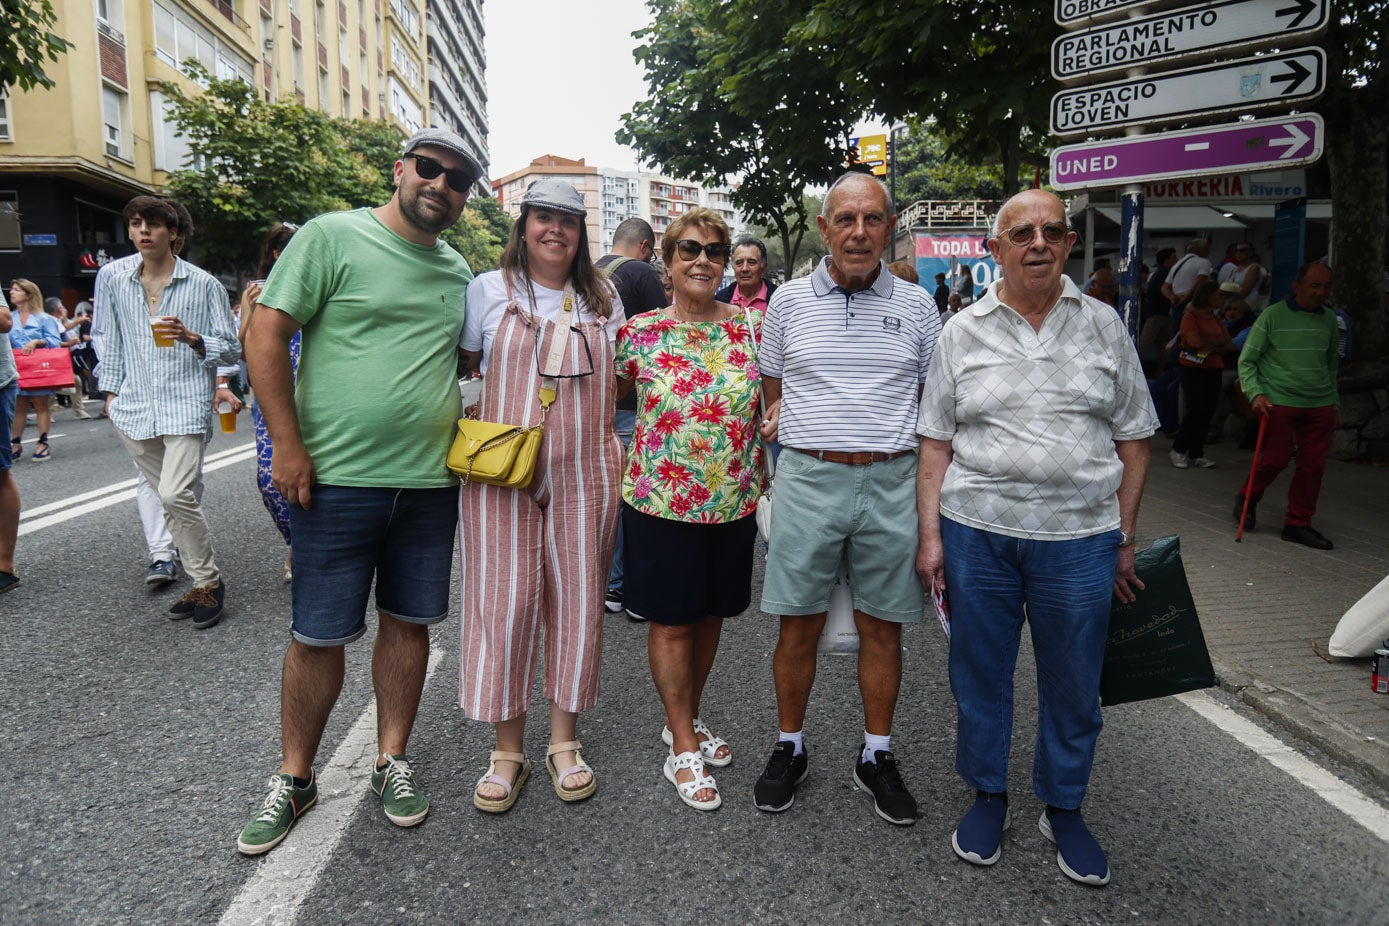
[0,0,486,302]
[492,154,603,260]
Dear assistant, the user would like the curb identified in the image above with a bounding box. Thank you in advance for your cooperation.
[1211,656,1389,794]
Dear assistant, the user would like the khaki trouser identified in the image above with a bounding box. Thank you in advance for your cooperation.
[117,432,219,587]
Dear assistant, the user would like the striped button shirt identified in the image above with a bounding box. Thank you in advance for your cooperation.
[97,256,240,439]
[759,257,941,452]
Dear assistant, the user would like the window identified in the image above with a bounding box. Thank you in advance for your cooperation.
[390,36,419,87]
[0,90,10,141]
[102,85,127,158]
[0,193,19,251]
[96,0,125,40]
[388,0,418,35]
[150,90,207,171]
[153,1,253,84]
[386,75,421,133]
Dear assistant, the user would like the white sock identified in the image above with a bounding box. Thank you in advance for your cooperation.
[862,732,891,764]
[779,730,804,757]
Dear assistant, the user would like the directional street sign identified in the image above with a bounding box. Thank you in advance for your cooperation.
[1050,113,1324,191]
[1051,0,1330,83]
[1050,47,1326,136]
[1054,0,1185,27]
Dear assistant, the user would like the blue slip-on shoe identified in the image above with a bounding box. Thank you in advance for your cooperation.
[952,792,1011,866]
[1039,807,1111,886]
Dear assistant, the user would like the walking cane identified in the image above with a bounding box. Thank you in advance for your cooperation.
[1235,414,1269,542]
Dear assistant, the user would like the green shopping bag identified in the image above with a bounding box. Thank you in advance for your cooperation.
[1100,535,1217,706]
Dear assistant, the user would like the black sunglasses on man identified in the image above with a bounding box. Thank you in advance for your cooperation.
[405,153,476,194]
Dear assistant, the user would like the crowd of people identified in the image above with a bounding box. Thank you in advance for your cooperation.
[0,126,1345,890]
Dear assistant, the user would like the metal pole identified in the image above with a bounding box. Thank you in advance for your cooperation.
[889,128,899,262]
[1119,186,1143,340]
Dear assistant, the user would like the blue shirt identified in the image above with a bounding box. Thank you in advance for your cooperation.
[97,256,240,439]
[8,312,62,350]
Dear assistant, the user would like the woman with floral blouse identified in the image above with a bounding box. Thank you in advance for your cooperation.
[614,207,769,812]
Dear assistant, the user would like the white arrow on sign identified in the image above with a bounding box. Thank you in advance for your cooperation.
[1050,47,1326,137]
[1269,121,1311,159]
[1051,0,1329,83]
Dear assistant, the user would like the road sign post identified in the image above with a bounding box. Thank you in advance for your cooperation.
[1050,114,1324,191]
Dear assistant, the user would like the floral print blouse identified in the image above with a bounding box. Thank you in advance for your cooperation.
[614,308,765,524]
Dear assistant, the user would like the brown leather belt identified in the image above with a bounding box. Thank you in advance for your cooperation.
[792,448,913,466]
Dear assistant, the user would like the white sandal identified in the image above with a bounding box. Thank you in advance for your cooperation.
[660,717,732,768]
[664,750,721,811]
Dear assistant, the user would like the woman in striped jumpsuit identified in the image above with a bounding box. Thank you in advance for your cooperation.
[458,179,624,812]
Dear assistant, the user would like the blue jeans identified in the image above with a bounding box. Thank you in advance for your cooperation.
[941,518,1119,808]
[607,408,636,590]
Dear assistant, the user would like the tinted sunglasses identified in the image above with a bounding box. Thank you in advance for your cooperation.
[998,222,1070,247]
[405,153,475,194]
[673,239,731,262]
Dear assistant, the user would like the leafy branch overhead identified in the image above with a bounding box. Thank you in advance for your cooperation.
[0,0,75,91]
[158,63,508,274]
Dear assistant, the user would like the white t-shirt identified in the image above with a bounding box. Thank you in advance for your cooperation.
[1168,253,1212,299]
[462,271,625,373]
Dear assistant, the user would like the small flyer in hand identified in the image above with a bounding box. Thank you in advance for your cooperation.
[931,576,951,641]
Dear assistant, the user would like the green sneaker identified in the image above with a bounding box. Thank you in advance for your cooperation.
[236,772,318,856]
[371,753,429,827]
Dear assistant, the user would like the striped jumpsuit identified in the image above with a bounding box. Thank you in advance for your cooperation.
[458,299,623,722]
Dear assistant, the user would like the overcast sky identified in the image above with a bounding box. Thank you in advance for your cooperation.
[481,0,882,182]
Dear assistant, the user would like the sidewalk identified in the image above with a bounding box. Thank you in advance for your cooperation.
[1141,436,1389,789]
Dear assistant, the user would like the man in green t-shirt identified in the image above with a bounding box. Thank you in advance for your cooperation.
[1235,262,1339,550]
[236,128,478,856]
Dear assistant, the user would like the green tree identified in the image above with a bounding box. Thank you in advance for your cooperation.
[441,198,511,273]
[892,125,1029,206]
[0,0,74,91]
[793,0,1053,196]
[1324,3,1387,362]
[760,194,825,279]
[619,0,860,278]
[159,65,417,273]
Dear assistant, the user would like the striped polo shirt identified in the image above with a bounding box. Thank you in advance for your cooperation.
[759,257,941,452]
[97,256,240,440]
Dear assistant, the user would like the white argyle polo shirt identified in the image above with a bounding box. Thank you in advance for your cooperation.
[917,277,1157,540]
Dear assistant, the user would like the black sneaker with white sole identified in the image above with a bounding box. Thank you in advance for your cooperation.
[753,741,808,812]
[852,749,918,825]
[604,587,624,613]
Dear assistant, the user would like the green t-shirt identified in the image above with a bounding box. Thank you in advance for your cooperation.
[259,208,473,487]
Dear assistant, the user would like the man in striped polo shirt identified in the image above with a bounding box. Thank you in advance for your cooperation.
[754,172,942,825]
[99,195,240,629]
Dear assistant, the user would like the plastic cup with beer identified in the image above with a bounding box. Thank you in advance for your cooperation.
[150,315,175,348]
[217,400,237,433]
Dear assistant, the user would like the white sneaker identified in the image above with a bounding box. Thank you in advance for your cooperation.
[1169,450,1189,469]
[1191,456,1216,468]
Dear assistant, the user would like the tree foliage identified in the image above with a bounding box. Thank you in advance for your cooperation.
[892,125,1030,206]
[159,65,509,275]
[0,0,74,92]
[618,0,860,277]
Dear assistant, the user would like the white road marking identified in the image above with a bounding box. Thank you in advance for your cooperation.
[1178,690,1389,844]
[17,444,256,536]
[219,649,443,926]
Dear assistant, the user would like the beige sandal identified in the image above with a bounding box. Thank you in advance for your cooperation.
[473,750,529,813]
[546,740,597,802]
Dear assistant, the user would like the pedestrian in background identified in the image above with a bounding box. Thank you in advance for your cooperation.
[615,207,764,812]
[0,289,21,592]
[8,279,62,461]
[238,222,300,582]
[458,178,623,813]
[917,189,1156,887]
[99,196,239,627]
[1170,281,1234,469]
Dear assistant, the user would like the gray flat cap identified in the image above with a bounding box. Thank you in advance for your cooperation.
[520,178,587,216]
[403,128,484,183]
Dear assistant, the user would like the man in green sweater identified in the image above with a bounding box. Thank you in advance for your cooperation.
[1235,262,1339,549]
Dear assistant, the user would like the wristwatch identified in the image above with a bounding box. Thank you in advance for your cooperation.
[1118,531,1136,549]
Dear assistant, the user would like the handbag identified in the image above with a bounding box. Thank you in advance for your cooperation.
[14,348,76,389]
[817,554,859,655]
[1100,535,1217,706]
[447,282,578,487]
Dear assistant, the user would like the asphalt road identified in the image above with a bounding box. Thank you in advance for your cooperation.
[3,409,1388,926]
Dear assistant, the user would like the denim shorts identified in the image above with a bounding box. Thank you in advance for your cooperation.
[289,484,459,646]
[760,449,924,623]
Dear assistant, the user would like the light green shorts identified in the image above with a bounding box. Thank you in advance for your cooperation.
[760,449,925,623]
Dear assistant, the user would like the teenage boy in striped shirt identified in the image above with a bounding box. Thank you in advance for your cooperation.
[99,195,240,629]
